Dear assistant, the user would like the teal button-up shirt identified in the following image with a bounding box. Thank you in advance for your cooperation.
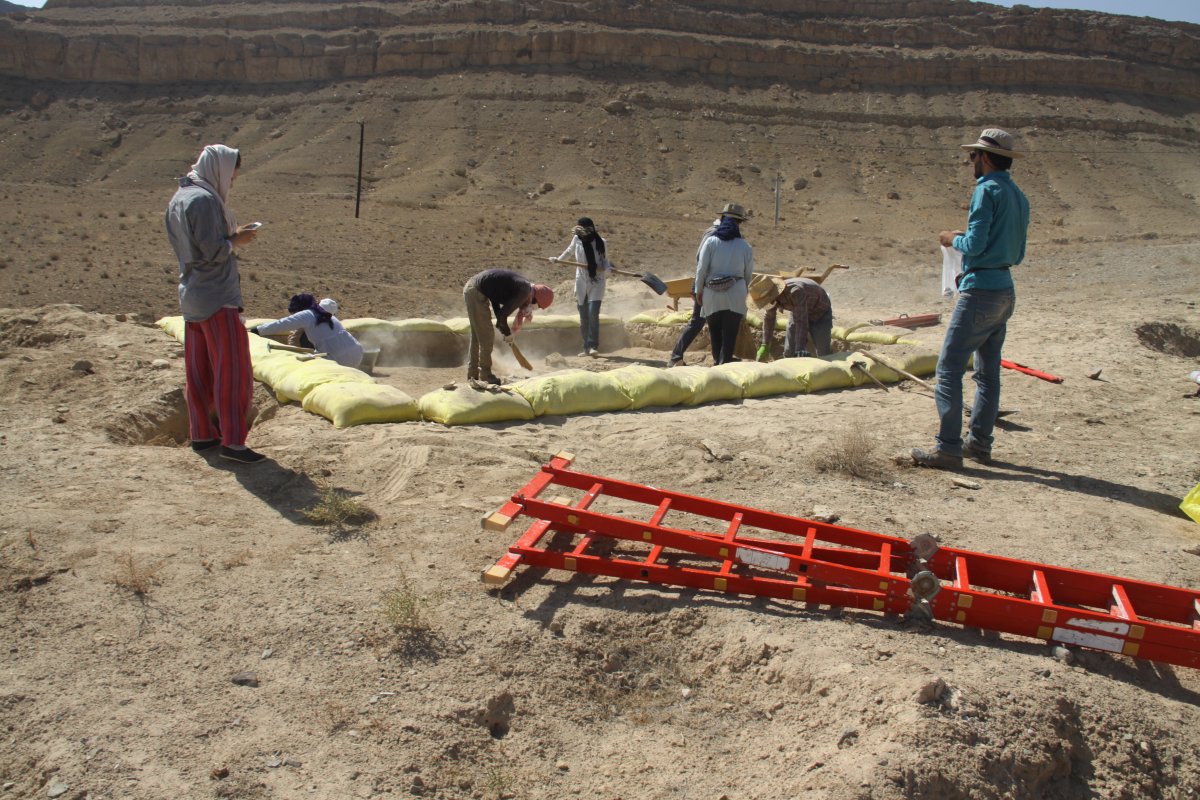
[953,171,1030,292]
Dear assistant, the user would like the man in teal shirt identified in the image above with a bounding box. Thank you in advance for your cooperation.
[913,128,1030,470]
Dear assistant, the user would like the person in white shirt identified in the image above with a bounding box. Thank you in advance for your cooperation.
[553,216,612,356]
[253,293,364,369]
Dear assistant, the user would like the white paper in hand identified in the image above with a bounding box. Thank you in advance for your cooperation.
[941,245,963,297]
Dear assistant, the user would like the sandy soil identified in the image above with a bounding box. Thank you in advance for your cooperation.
[1,62,1199,800]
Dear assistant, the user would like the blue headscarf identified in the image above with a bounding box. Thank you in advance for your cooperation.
[714,217,742,241]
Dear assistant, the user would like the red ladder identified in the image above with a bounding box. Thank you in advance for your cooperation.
[483,454,1200,670]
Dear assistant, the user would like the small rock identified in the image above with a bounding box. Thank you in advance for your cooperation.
[47,781,70,798]
[556,762,569,771]
[261,648,273,659]
[150,358,171,370]
[284,758,302,768]
[210,767,229,780]
[231,671,259,687]
[887,191,901,200]
[812,168,822,177]
[793,177,808,190]
[71,360,94,374]
[539,182,554,193]
[951,477,981,490]
[809,505,839,523]
[1086,368,1103,380]
[916,678,947,704]
[559,136,575,144]
[266,756,282,768]
[699,439,732,462]
[442,382,458,391]
[1051,645,1074,665]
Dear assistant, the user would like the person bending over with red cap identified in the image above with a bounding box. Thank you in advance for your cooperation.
[462,269,553,383]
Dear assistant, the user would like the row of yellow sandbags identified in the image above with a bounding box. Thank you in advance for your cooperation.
[159,316,937,429]
[419,351,937,424]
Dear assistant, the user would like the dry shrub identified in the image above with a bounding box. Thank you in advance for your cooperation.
[320,700,356,734]
[221,549,252,570]
[814,427,883,479]
[380,572,430,634]
[111,552,162,597]
[301,484,376,528]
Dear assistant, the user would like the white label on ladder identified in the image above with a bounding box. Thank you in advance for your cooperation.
[1065,617,1129,635]
[736,547,790,572]
[1052,627,1123,653]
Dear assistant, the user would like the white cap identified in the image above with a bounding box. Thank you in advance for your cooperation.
[318,298,338,314]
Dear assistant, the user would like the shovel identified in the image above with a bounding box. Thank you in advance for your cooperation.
[855,350,1017,418]
[506,338,533,371]
[542,257,668,295]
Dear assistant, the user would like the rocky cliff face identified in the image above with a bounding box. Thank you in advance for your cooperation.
[2,0,1198,101]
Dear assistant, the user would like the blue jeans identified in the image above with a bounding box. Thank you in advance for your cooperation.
[577,300,602,351]
[670,299,705,361]
[934,288,1015,456]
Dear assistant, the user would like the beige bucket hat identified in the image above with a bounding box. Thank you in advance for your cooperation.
[961,128,1022,159]
[718,202,748,221]
[748,274,784,308]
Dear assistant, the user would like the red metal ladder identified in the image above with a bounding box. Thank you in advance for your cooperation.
[483,454,1200,670]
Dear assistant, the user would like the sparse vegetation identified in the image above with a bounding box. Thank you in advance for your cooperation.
[111,552,163,597]
[380,572,431,634]
[814,426,883,479]
[301,483,376,528]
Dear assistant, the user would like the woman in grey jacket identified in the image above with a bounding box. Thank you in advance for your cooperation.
[695,203,754,365]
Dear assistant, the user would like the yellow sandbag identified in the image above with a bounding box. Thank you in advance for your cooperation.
[302,383,419,428]
[607,364,692,410]
[273,359,373,403]
[510,370,633,416]
[742,312,788,331]
[794,356,857,392]
[442,317,471,334]
[253,351,304,387]
[659,310,696,326]
[712,362,804,398]
[522,314,584,330]
[892,350,939,378]
[157,315,185,341]
[392,318,455,333]
[672,365,744,406]
[1182,484,1200,525]
[418,385,536,425]
[846,325,912,345]
[831,322,869,339]
[628,312,661,325]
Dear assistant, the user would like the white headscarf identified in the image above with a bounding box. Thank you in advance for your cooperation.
[186,144,239,234]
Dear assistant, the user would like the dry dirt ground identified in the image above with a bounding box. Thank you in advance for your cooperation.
[1,71,1200,799]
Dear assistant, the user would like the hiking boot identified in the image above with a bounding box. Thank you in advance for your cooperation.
[667,357,683,368]
[219,446,266,464]
[190,438,219,452]
[964,437,992,463]
[467,368,479,381]
[480,371,501,385]
[910,447,962,470]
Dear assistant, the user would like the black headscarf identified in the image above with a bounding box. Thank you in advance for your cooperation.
[573,216,606,280]
[288,292,334,328]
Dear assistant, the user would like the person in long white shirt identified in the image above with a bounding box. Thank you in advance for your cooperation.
[695,203,754,365]
[253,293,364,369]
[553,216,612,356]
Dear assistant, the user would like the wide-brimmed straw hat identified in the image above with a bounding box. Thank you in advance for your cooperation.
[748,274,783,308]
[961,128,1022,159]
[718,202,748,221]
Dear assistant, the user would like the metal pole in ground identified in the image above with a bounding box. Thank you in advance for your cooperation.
[354,120,364,219]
